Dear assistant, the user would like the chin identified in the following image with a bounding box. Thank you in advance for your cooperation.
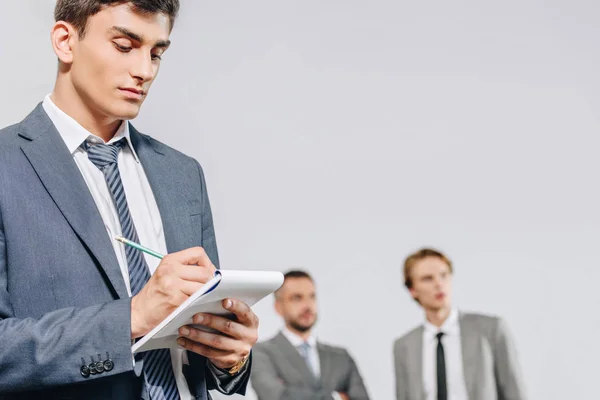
[109,101,143,120]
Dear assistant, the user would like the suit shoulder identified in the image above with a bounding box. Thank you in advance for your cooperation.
[460,311,510,341]
[393,324,422,350]
[460,311,502,327]
[253,334,283,352]
[0,122,24,148]
[136,131,198,163]
[318,341,350,357]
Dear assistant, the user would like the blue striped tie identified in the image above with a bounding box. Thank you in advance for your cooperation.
[297,342,316,377]
[86,140,180,400]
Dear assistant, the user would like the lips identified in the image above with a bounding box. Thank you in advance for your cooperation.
[119,87,145,101]
[121,87,144,95]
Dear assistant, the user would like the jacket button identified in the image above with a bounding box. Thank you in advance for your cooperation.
[104,359,114,372]
[95,361,105,373]
[88,363,97,375]
[80,365,90,378]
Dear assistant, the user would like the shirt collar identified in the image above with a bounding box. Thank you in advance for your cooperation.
[424,308,460,340]
[42,94,140,163]
[282,326,318,349]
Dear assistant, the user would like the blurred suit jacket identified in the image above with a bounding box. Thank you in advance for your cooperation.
[393,312,526,400]
[251,332,370,400]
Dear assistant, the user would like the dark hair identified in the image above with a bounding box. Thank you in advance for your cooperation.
[54,0,180,38]
[283,270,313,281]
[274,270,314,298]
[403,247,452,289]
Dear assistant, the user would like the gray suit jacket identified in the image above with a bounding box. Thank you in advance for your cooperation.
[0,104,250,399]
[251,332,370,400]
[393,313,526,400]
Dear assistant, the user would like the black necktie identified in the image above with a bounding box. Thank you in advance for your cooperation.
[436,332,447,400]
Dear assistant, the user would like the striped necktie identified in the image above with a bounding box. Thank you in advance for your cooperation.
[297,342,316,377]
[86,139,180,400]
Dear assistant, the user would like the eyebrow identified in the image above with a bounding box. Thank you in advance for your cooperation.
[110,26,171,48]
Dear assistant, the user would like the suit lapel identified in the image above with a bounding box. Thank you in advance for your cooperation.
[274,332,318,386]
[317,343,331,386]
[407,327,425,400]
[459,314,479,397]
[18,104,128,299]
[129,126,195,254]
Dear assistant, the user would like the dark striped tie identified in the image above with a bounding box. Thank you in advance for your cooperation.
[86,140,180,400]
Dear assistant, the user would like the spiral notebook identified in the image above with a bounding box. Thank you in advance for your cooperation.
[132,270,284,354]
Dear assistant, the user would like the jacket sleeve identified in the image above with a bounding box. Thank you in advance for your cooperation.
[393,340,408,400]
[344,350,371,400]
[493,318,527,400]
[0,204,135,393]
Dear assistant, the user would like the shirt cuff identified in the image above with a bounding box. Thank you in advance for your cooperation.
[206,358,249,379]
[332,391,343,400]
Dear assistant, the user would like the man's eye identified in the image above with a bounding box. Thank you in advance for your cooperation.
[151,54,162,60]
[114,43,132,52]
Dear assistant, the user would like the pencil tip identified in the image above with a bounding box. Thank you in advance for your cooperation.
[114,236,124,242]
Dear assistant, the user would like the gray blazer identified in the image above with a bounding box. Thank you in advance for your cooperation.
[251,332,370,400]
[0,104,250,399]
[393,312,526,400]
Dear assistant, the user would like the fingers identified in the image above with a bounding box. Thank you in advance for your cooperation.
[178,326,239,353]
[165,247,216,270]
[221,299,259,328]
[176,338,239,368]
[191,313,246,339]
[177,280,206,297]
[178,264,216,284]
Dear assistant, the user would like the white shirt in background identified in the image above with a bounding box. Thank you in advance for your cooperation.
[422,308,469,400]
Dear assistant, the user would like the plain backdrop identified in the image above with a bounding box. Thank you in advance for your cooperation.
[2,1,600,399]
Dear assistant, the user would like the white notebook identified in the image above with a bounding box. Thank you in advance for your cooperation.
[132,270,284,354]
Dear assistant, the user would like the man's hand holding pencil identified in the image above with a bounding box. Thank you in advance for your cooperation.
[118,236,257,373]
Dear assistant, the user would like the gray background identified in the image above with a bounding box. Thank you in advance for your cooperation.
[2,1,600,399]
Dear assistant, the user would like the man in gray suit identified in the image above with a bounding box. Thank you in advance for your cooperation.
[393,248,526,400]
[0,1,258,398]
[251,270,370,400]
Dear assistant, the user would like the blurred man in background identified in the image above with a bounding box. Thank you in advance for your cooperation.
[251,270,370,400]
[393,248,526,400]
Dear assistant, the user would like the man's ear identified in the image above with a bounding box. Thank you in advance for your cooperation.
[409,287,419,302]
[274,298,284,317]
[51,21,77,65]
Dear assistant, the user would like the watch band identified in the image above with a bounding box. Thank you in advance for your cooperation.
[226,354,249,375]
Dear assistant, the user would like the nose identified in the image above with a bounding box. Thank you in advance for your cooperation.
[131,52,154,83]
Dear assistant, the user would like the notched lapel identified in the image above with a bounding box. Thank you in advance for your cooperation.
[18,106,128,299]
[459,316,479,397]
[317,343,331,387]
[406,328,425,400]
[274,333,319,387]
[129,127,196,254]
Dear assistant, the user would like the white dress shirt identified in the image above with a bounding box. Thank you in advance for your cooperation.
[423,308,469,400]
[42,95,193,400]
